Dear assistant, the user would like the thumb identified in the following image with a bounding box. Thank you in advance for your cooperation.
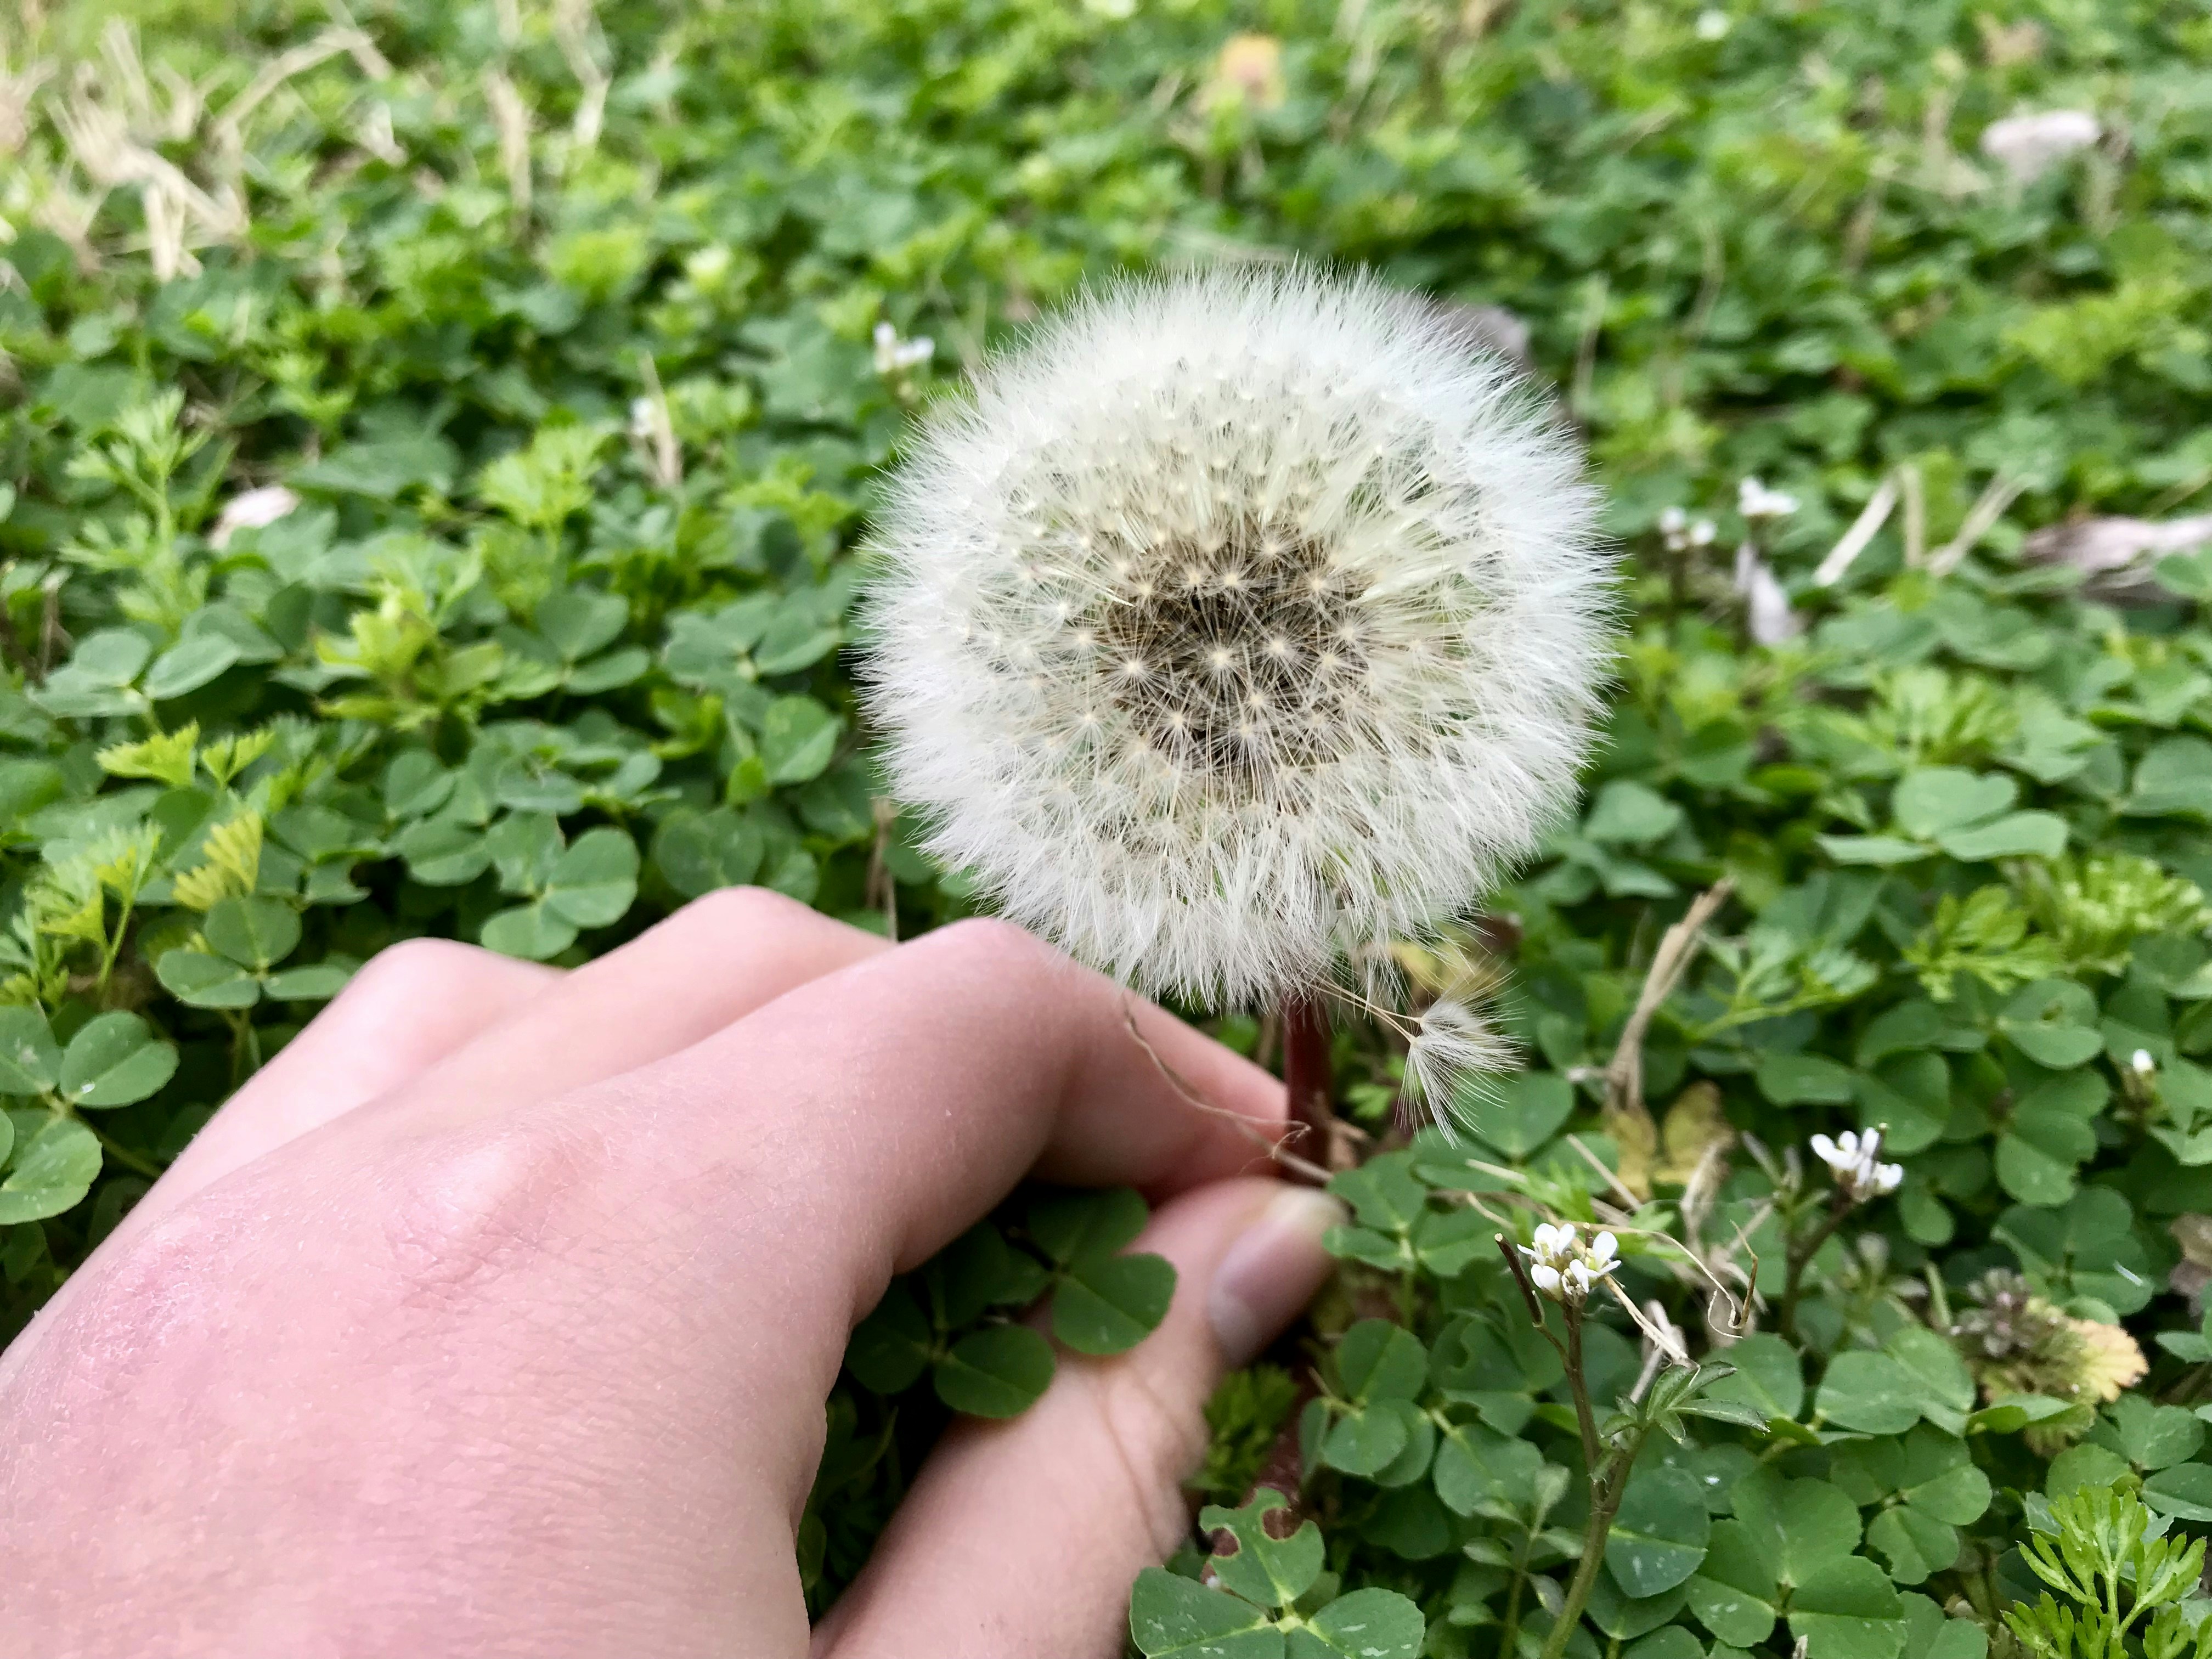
[812,1176,1343,1659]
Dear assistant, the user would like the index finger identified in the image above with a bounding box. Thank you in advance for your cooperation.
[503,918,1294,1493]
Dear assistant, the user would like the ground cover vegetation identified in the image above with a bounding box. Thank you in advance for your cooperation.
[4,0,2212,1652]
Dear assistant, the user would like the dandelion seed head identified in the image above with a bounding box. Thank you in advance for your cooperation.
[864,266,1612,1007]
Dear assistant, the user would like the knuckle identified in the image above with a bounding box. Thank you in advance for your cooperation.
[930,915,1054,971]
[377,1118,602,1312]
[341,936,517,1012]
[676,883,816,939]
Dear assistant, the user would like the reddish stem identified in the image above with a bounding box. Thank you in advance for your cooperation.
[1280,994,1336,1180]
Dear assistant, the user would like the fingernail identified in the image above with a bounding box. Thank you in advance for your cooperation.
[1209,1186,1345,1368]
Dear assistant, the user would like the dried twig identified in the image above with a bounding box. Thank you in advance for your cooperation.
[1928,469,2027,575]
[1813,471,1899,587]
[1122,1002,1331,1185]
[1601,880,1733,1120]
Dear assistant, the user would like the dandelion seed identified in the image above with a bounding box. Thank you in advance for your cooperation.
[864,266,1611,1122]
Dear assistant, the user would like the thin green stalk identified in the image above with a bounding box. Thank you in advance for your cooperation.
[94,891,139,1003]
[1777,1195,1852,1342]
[92,1126,163,1181]
[1496,1517,1541,1659]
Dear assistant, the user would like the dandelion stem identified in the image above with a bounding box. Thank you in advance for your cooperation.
[1279,994,1338,1180]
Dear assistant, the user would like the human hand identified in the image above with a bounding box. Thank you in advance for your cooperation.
[0,893,1341,1658]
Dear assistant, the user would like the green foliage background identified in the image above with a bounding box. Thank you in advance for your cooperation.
[4,0,2212,1652]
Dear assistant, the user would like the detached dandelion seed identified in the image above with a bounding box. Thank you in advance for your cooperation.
[864,267,1612,1143]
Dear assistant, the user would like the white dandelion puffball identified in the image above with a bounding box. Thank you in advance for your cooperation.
[864,267,1612,1012]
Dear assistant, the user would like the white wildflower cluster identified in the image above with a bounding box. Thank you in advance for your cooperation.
[1737,476,1800,523]
[864,267,1612,1120]
[1809,1128,1903,1203]
[1979,110,2100,184]
[1658,505,1716,555]
[1523,1222,1619,1304]
[873,320,935,376]
[2132,1048,2157,1077]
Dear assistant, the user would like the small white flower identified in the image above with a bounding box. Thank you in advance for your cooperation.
[874,320,934,376]
[1695,9,1730,40]
[1980,110,2100,184]
[2132,1048,2156,1076]
[1810,1128,1902,1203]
[865,267,1611,1014]
[1522,1221,1619,1304]
[1688,518,1716,548]
[208,485,300,550]
[1737,476,1800,522]
[628,396,658,440]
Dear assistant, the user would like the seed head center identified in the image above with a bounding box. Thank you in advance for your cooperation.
[1088,524,1367,787]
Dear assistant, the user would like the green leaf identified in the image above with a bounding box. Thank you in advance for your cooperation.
[1996,979,2103,1069]
[1893,768,2016,838]
[486,811,565,894]
[0,1114,104,1224]
[1898,1428,1991,1524]
[1328,1153,1428,1231]
[1289,1588,1424,1659]
[156,948,261,1008]
[1884,1328,1976,1436]
[1029,1186,1149,1262]
[1584,779,1684,845]
[1128,1568,1281,1659]
[1933,810,2067,862]
[933,1324,1055,1418]
[1685,1520,1780,1647]
[202,895,302,970]
[541,827,640,929]
[1052,1252,1176,1355]
[1607,1464,1712,1597]
[479,901,579,961]
[58,1012,178,1108]
[2126,736,2212,819]
[844,1281,932,1394]
[652,807,765,899]
[536,588,629,660]
[1335,1319,1427,1402]
[0,1007,61,1096]
[143,632,243,699]
[759,695,842,785]
[934,1222,1051,1323]
[1857,1052,1950,1155]
[1819,834,1929,866]
[1756,1050,1857,1105]
[1432,1422,1543,1516]
[1866,1506,1955,1585]
[263,962,354,1002]
[1458,1071,1572,1158]
[1787,1555,1906,1659]
[1319,1399,1419,1476]
[1701,1333,1804,1422]
[2143,1463,2212,1523]
[2097,1394,2204,1470]
[1200,1490,1324,1607]
[1816,1352,1923,1435]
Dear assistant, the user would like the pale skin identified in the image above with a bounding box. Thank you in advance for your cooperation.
[0,891,1342,1657]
